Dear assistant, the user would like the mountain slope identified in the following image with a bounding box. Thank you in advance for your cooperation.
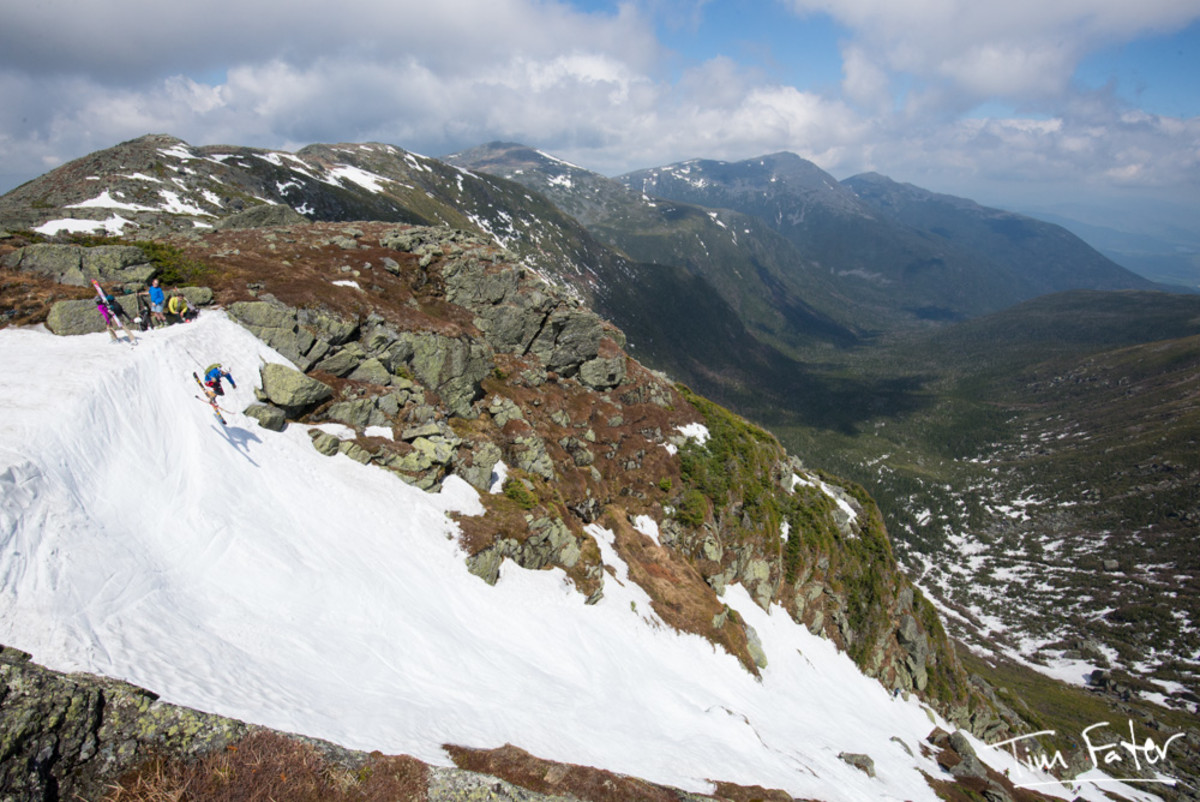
[445,142,863,353]
[0,135,850,416]
[619,153,1161,324]
[0,251,1044,801]
[843,172,1159,298]
[758,290,1200,714]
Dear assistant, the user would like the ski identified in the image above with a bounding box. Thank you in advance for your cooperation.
[193,372,228,426]
[91,279,139,344]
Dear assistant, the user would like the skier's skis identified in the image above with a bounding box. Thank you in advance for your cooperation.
[193,372,227,425]
[91,279,138,344]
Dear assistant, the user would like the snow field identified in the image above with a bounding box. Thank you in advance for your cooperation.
[0,314,1156,801]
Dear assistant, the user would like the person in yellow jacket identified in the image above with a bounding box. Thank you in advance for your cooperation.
[165,293,196,323]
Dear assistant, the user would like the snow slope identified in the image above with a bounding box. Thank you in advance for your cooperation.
[0,314,1162,801]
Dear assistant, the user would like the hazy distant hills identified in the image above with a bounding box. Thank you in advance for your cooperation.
[619,152,1161,322]
[842,172,1158,297]
[446,142,863,354]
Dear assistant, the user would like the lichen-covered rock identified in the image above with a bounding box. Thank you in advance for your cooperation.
[260,363,333,415]
[838,752,876,778]
[487,395,524,427]
[2,243,154,288]
[390,331,492,417]
[511,434,555,481]
[0,646,248,802]
[178,286,214,308]
[324,398,378,430]
[348,357,392,385]
[309,430,341,456]
[338,440,374,464]
[578,355,625,390]
[313,346,364,377]
[228,301,320,369]
[244,403,287,431]
[46,299,106,335]
[743,622,768,669]
[456,441,503,492]
[527,306,603,375]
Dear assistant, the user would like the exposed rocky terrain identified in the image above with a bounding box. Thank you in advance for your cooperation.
[3,133,1199,800]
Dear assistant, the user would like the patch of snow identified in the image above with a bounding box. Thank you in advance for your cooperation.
[66,190,157,212]
[676,422,710,446]
[488,460,509,494]
[325,165,389,194]
[332,280,362,290]
[157,190,213,216]
[33,219,97,236]
[364,426,393,440]
[158,144,197,162]
[633,515,661,545]
[307,422,356,440]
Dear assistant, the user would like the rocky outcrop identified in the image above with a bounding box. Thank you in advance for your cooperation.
[244,403,287,431]
[214,204,311,230]
[838,751,876,778]
[0,645,248,802]
[45,298,108,335]
[258,362,334,416]
[2,243,156,290]
[44,286,214,336]
[0,646,690,802]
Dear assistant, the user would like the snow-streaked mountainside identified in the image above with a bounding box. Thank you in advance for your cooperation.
[0,315,1160,802]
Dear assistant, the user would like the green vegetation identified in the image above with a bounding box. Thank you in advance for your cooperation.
[749,293,1200,704]
[674,488,708,527]
[132,240,213,285]
[502,477,538,510]
[675,384,787,543]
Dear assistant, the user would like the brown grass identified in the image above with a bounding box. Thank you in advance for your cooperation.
[709,781,798,802]
[0,261,95,327]
[603,507,758,675]
[102,731,427,802]
[443,743,683,802]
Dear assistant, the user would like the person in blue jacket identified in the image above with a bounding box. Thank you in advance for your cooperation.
[203,363,236,396]
[142,278,167,328]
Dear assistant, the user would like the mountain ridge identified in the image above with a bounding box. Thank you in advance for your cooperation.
[4,135,1199,799]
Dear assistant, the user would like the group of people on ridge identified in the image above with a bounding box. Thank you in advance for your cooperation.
[92,278,236,420]
[94,277,196,342]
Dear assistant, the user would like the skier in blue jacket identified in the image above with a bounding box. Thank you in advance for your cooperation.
[203,363,236,396]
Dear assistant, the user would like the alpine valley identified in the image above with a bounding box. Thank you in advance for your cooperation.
[0,133,1197,802]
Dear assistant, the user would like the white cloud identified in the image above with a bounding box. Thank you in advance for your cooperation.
[0,0,1197,214]
[783,0,1200,99]
[840,45,892,111]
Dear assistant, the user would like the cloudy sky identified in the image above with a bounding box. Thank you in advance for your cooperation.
[2,0,1198,222]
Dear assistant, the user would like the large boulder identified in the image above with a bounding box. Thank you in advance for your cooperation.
[243,403,287,431]
[578,355,625,390]
[227,301,317,369]
[528,306,603,374]
[259,363,333,416]
[46,299,107,335]
[2,244,155,289]
[388,332,492,417]
[214,204,309,230]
